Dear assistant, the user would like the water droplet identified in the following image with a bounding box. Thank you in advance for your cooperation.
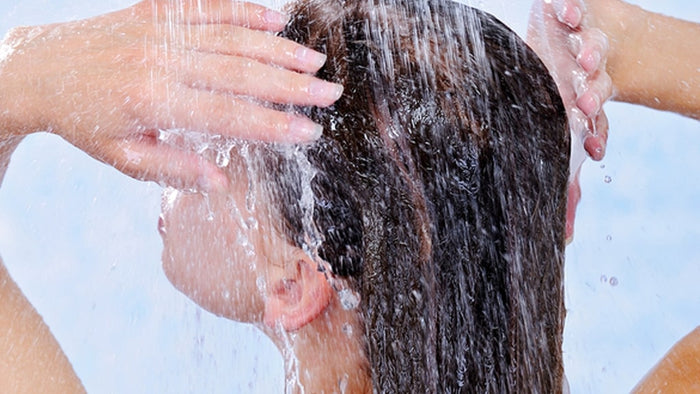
[600,164,606,169]
[338,374,349,393]
[338,288,360,310]
[609,277,619,287]
[215,149,229,168]
[604,175,612,183]
[412,290,423,301]
[256,276,266,292]
[245,216,258,230]
[600,275,608,283]
[606,235,612,241]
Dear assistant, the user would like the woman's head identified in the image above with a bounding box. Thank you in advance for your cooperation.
[162,0,569,391]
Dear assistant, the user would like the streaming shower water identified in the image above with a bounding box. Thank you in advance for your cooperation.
[0,0,698,392]
[152,0,571,391]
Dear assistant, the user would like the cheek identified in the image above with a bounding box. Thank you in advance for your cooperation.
[160,192,265,323]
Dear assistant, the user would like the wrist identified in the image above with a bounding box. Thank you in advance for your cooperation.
[584,0,646,101]
[0,26,47,139]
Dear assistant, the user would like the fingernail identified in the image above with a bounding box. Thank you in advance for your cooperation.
[577,92,600,116]
[567,33,583,56]
[295,46,327,70]
[309,80,344,104]
[578,50,601,72]
[571,6,583,27]
[289,116,323,140]
[559,4,582,28]
[263,10,289,27]
[586,135,606,161]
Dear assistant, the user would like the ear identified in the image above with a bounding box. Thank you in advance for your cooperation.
[263,257,333,331]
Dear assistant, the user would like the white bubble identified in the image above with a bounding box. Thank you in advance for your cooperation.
[338,288,361,310]
[215,149,229,168]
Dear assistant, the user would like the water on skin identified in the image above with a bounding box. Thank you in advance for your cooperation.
[153,0,562,391]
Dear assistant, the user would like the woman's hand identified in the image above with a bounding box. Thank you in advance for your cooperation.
[528,0,614,242]
[0,0,343,192]
[528,0,612,163]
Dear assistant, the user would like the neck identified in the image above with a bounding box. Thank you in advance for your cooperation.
[269,297,371,393]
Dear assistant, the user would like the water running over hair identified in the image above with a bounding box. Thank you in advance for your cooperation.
[251,0,570,391]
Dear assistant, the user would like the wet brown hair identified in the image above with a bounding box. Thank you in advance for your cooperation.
[263,0,569,391]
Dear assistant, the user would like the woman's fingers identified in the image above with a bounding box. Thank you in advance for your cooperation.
[570,28,609,73]
[575,73,611,159]
[151,0,289,31]
[187,25,327,73]
[154,86,323,142]
[584,110,609,161]
[551,0,584,28]
[176,53,342,107]
[103,134,229,192]
[148,0,289,32]
[576,69,612,117]
[565,26,612,159]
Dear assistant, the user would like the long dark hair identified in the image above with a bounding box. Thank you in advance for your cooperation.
[262,0,569,391]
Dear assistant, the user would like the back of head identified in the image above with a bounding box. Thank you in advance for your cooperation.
[265,0,569,391]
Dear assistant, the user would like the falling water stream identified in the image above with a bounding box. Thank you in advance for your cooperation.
[0,0,698,392]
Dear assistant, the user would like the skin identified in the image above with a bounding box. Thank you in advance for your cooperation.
[581,0,700,119]
[0,0,342,192]
[160,159,372,392]
[532,0,700,390]
[528,0,613,242]
[2,0,693,389]
[0,0,342,388]
[529,0,700,241]
[589,5,700,390]
[632,327,700,393]
[0,139,84,393]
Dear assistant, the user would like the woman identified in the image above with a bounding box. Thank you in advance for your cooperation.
[0,0,341,389]
[162,0,570,391]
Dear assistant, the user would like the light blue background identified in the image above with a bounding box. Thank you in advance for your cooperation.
[0,0,698,392]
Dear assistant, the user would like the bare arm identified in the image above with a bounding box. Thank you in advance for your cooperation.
[586,0,700,119]
[0,0,343,388]
[0,0,342,192]
[632,327,700,393]
[0,139,85,392]
[0,258,85,393]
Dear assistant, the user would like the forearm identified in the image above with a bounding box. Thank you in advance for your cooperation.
[1,26,38,185]
[588,0,700,119]
[0,108,80,393]
[0,29,82,391]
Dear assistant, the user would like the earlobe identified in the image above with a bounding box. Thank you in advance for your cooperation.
[263,257,333,331]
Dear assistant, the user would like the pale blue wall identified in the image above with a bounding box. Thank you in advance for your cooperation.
[0,1,698,392]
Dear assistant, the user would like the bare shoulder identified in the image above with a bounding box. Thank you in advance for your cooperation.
[632,326,700,393]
